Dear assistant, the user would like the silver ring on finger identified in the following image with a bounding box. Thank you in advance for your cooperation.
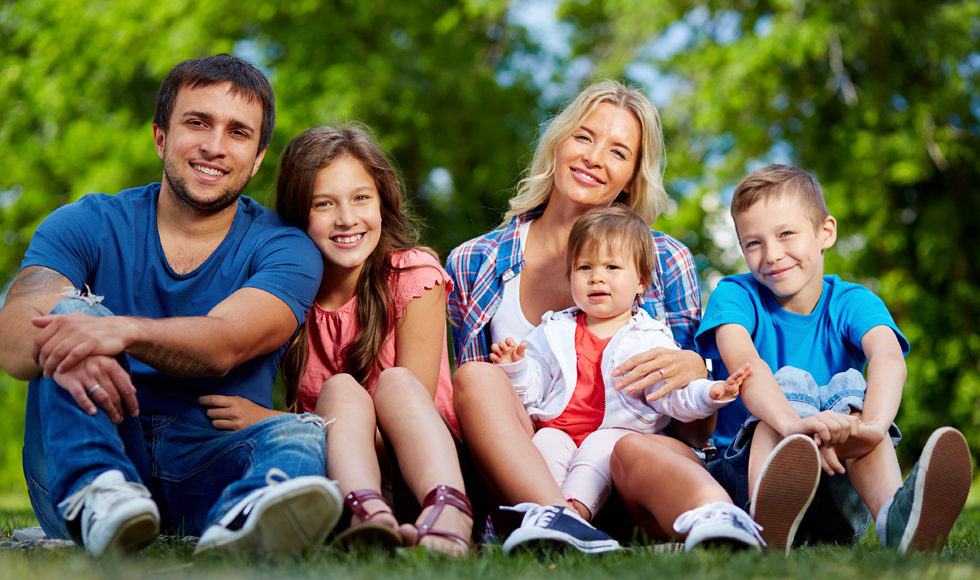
[87,384,102,396]
[659,369,666,382]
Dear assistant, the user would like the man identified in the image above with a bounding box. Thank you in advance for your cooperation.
[0,54,341,557]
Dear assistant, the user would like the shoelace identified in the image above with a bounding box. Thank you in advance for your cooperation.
[500,503,561,528]
[58,475,152,522]
[672,502,765,545]
[214,468,293,527]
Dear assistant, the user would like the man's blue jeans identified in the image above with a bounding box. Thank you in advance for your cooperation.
[22,296,328,540]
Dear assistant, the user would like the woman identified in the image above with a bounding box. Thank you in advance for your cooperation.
[447,81,733,552]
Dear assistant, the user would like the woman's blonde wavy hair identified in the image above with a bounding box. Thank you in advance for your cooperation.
[504,80,667,226]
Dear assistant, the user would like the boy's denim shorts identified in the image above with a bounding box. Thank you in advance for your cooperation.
[708,366,902,546]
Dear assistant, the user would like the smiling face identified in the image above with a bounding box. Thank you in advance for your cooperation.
[551,102,641,212]
[735,194,837,315]
[570,241,645,328]
[154,82,267,215]
[305,155,383,279]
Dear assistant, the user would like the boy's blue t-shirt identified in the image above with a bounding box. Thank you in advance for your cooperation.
[696,273,909,448]
[21,183,323,424]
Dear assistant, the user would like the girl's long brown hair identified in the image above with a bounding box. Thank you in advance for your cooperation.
[276,123,428,412]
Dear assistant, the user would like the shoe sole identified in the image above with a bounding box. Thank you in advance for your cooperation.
[196,479,343,556]
[750,434,820,555]
[900,427,972,553]
[502,528,620,555]
[99,512,160,556]
[330,522,404,552]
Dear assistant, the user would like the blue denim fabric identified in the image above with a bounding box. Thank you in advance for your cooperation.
[708,367,902,546]
[22,296,328,539]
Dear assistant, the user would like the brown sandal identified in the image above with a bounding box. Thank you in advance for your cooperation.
[330,489,404,551]
[415,485,473,553]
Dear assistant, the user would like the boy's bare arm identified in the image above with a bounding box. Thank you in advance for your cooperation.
[830,326,906,461]
[859,325,906,432]
[714,323,859,447]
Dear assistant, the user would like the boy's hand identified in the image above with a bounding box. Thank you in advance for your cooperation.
[709,363,751,401]
[489,337,526,365]
[782,410,860,447]
[819,444,845,476]
[831,422,887,460]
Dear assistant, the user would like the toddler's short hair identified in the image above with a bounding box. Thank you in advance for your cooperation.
[731,164,829,233]
[567,204,655,290]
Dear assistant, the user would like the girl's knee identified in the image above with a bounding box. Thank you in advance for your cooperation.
[315,374,371,412]
[373,368,431,411]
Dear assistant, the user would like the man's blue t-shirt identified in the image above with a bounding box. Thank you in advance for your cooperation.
[21,183,323,423]
[696,273,909,448]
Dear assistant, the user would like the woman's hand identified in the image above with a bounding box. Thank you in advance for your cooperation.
[612,348,708,401]
[198,395,282,431]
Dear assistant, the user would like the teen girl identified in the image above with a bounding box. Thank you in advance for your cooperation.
[200,123,472,555]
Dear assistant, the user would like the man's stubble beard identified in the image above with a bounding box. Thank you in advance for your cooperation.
[162,155,253,216]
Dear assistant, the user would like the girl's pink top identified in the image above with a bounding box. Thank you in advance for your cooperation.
[298,249,458,432]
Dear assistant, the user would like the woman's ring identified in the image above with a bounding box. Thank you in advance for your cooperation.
[659,369,665,382]
[87,384,102,395]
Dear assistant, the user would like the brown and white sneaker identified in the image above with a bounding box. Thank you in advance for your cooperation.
[750,434,821,555]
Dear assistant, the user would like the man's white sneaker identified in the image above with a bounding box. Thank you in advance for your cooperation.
[750,433,821,555]
[193,469,342,557]
[673,502,765,551]
[58,469,160,557]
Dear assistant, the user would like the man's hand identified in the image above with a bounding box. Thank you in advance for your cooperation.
[612,347,707,400]
[489,338,526,365]
[52,355,138,423]
[198,395,280,431]
[32,313,133,377]
[709,363,752,402]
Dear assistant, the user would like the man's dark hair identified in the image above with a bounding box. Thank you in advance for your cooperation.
[154,54,275,152]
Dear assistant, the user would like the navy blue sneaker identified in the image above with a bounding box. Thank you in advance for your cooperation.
[500,503,620,554]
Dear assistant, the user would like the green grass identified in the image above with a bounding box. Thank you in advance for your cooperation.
[2,507,980,580]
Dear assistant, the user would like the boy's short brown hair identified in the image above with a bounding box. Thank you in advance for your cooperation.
[567,204,655,290]
[731,164,829,233]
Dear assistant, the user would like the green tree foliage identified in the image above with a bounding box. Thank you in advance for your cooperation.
[0,0,541,497]
[560,0,980,466]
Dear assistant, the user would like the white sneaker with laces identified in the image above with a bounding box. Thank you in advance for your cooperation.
[673,502,765,551]
[193,468,342,557]
[58,469,160,557]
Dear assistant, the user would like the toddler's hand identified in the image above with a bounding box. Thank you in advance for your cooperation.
[709,363,751,401]
[489,337,526,365]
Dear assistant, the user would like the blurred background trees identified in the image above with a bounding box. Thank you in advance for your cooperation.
[1,0,977,502]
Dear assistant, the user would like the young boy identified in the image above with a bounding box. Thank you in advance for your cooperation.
[492,204,763,551]
[696,164,972,554]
